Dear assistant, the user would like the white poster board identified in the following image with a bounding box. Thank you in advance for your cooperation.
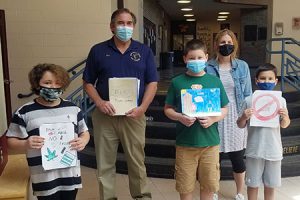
[109,77,139,115]
[181,88,221,117]
[250,90,282,128]
[40,123,77,170]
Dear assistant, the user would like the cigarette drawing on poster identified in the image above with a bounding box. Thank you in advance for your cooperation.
[181,88,221,117]
[40,123,77,170]
[250,90,282,128]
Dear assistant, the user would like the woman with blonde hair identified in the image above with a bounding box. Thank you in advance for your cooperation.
[206,29,252,200]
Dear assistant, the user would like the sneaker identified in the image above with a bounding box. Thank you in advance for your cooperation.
[213,193,218,200]
[234,193,245,200]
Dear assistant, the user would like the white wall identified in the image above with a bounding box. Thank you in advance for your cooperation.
[2,0,300,113]
[0,0,116,112]
[124,0,143,42]
[271,0,300,75]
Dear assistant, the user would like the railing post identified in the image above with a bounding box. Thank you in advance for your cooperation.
[83,90,88,122]
[281,39,285,91]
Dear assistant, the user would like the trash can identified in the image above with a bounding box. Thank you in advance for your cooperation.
[160,52,174,69]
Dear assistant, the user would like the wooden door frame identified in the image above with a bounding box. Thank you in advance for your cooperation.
[117,0,124,9]
[0,10,11,127]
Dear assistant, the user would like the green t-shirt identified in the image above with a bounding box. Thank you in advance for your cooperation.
[165,73,229,147]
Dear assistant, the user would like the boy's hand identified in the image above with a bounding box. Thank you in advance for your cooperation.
[178,114,196,127]
[242,108,253,120]
[278,108,289,119]
[27,136,44,149]
[197,117,214,128]
[69,137,88,151]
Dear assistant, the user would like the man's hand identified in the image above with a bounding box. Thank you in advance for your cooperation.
[96,100,115,116]
[126,106,146,119]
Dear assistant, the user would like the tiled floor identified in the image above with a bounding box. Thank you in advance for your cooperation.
[77,166,300,200]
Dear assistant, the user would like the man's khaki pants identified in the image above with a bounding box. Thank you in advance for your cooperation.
[92,109,151,200]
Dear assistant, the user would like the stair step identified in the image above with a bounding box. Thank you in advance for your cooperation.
[146,121,176,140]
[146,106,173,123]
[118,138,176,158]
[286,102,300,119]
[281,118,300,137]
[79,149,300,179]
[80,90,300,179]
[85,131,300,159]
[283,91,300,103]
[150,94,166,107]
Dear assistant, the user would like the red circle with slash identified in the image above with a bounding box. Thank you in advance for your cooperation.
[253,93,280,121]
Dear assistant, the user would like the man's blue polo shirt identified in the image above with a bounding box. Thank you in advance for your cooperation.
[83,38,158,105]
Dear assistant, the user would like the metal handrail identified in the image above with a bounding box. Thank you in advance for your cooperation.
[265,38,300,91]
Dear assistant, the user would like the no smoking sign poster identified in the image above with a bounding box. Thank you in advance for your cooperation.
[250,90,282,128]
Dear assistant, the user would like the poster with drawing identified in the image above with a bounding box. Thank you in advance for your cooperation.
[250,90,282,127]
[181,88,221,117]
[109,77,139,116]
[40,123,77,170]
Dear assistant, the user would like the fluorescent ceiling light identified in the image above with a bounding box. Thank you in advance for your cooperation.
[177,0,191,3]
[186,19,196,21]
[184,14,194,17]
[181,8,193,11]
[218,15,228,19]
[218,12,230,15]
[217,18,226,21]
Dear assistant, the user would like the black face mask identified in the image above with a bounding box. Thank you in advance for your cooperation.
[219,44,234,56]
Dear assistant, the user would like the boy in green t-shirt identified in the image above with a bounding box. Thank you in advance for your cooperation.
[164,39,229,200]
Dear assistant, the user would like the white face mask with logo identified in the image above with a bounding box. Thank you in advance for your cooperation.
[115,26,133,42]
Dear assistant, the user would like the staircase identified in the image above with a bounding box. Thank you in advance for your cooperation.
[44,37,300,180]
[78,86,300,179]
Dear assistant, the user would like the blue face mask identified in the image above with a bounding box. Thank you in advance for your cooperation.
[186,60,206,73]
[257,82,276,90]
[115,26,133,42]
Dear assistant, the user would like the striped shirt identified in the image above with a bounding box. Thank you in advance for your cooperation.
[6,99,88,196]
[218,68,247,152]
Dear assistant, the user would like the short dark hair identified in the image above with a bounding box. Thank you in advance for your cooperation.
[183,39,207,56]
[28,63,70,95]
[110,8,137,25]
[255,63,278,79]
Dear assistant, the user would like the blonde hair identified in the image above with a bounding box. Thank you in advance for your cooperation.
[214,29,238,60]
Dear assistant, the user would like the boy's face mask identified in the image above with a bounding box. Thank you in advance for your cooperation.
[115,26,133,42]
[186,60,206,73]
[256,82,276,90]
[39,86,63,102]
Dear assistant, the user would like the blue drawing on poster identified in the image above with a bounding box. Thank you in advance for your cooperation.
[60,151,76,167]
[45,148,58,161]
[181,88,221,117]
